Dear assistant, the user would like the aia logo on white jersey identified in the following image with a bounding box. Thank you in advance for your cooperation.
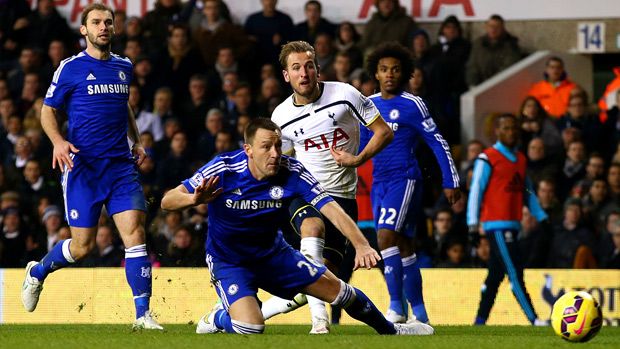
[303,128,350,151]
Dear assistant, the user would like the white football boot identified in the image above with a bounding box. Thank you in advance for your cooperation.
[133,310,164,330]
[21,261,43,312]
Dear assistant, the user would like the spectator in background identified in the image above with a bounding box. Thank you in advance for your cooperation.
[40,205,62,253]
[7,135,34,173]
[431,208,456,262]
[601,89,620,163]
[229,82,257,125]
[142,0,184,54]
[244,0,295,66]
[537,179,563,225]
[123,37,144,64]
[156,131,192,191]
[314,33,336,81]
[17,72,42,115]
[180,74,211,142]
[213,129,236,155]
[460,139,484,191]
[193,0,253,67]
[518,96,563,160]
[7,46,44,98]
[154,118,183,160]
[558,140,586,201]
[333,51,363,85]
[41,40,68,86]
[133,55,158,110]
[257,77,283,118]
[408,65,428,99]
[155,24,205,100]
[22,0,76,52]
[110,9,128,54]
[80,225,124,267]
[295,1,337,44]
[335,22,363,71]
[427,15,470,144]
[526,137,558,188]
[360,0,415,53]
[470,236,490,268]
[466,14,521,87]
[197,108,225,162]
[19,159,62,217]
[581,178,617,234]
[436,238,468,268]
[151,210,183,256]
[0,207,27,267]
[607,162,620,201]
[235,114,252,149]
[409,29,433,80]
[212,70,239,115]
[519,206,551,268]
[208,47,250,92]
[135,86,165,142]
[572,153,605,198]
[0,0,30,64]
[547,199,597,268]
[160,225,205,267]
[528,56,577,118]
[595,210,620,268]
[556,94,604,154]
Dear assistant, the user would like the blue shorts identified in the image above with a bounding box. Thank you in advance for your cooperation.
[62,153,146,227]
[371,178,422,237]
[206,244,327,309]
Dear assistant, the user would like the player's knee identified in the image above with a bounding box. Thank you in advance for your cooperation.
[70,240,96,259]
[230,320,265,334]
[300,217,324,239]
[377,229,398,250]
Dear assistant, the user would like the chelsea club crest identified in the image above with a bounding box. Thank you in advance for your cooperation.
[269,186,284,199]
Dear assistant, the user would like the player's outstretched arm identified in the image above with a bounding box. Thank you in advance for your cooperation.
[41,104,79,172]
[161,177,222,211]
[319,201,381,270]
[331,116,393,168]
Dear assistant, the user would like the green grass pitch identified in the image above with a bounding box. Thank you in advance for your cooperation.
[0,325,618,349]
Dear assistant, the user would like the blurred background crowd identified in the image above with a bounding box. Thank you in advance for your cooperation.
[0,0,618,270]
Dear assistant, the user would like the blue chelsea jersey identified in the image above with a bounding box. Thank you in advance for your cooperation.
[44,51,133,159]
[364,91,459,188]
[182,150,334,264]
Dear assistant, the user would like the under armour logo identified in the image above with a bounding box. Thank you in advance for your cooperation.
[141,267,152,278]
[298,209,307,217]
[294,128,305,137]
[327,112,337,125]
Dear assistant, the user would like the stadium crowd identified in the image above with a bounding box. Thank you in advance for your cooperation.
[0,0,618,270]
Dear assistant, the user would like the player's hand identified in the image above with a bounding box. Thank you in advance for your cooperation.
[330,146,359,168]
[52,140,79,172]
[193,176,223,205]
[132,144,147,166]
[353,244,381,270]
[444,188,462,206]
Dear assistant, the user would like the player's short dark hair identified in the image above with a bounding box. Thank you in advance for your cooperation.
[546,56,564,67]
[494,113,517,128]
[244,118,281,145]
[81,3,114,26]
[488,14,504,23]
[305,0,322,12]
[366,42,414,90]
[279,41,317,69]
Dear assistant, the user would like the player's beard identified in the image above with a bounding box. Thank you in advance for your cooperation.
[86,31,112,53]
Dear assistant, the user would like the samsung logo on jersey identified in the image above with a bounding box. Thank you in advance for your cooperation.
[225,199,282,210]
[87,84,129,95]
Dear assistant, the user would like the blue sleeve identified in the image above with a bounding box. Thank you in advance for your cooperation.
[524,176,549,222]
[295,165,334,210]
[466,155,491,226]
[182,156,223,193]
[44,61,75,110]
[410,101,460,188]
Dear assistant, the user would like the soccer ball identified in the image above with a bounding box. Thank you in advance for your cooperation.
[550,291,603,342]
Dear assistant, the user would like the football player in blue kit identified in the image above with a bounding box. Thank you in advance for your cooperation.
[161,118,434,335]
[21,3,162,330]
[364,43,461,324]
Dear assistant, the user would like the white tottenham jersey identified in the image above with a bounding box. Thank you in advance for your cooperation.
[272,81,381,199]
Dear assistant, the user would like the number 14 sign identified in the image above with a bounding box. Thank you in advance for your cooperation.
[578,22,605,53]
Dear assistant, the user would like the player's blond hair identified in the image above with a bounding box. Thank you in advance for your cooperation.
[278,41,317,70]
